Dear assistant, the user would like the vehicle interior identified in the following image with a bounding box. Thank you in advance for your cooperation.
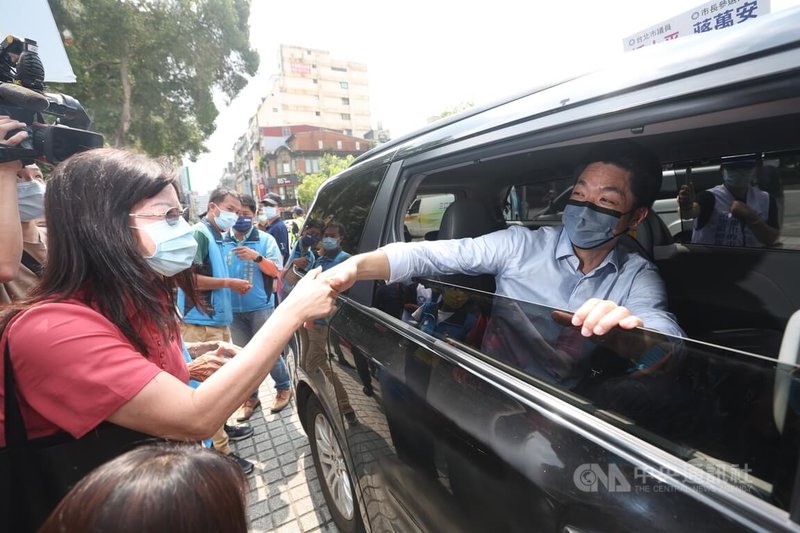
[371,94,800,510]
[394,95,800,358]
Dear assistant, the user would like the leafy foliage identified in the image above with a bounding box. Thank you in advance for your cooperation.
[429,100,476,122]
[297,153,354,206]
[48,0,259,159]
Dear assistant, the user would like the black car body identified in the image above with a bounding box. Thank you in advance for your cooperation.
[291,8,800,532]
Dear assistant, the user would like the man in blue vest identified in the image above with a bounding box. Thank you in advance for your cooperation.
[178,187,255,474]
[224,195,293,416]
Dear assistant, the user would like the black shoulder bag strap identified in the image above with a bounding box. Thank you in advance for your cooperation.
[20,251,43,278]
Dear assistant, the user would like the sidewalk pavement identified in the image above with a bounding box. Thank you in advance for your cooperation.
[230,379,340,533]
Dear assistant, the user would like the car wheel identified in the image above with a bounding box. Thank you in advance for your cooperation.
[306,396,362,533]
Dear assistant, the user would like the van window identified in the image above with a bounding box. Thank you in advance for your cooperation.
[502,177,575,224]
[308,165,386,254]
[404,194,455,241]
[673,154,800,250]
[403,278,800,509]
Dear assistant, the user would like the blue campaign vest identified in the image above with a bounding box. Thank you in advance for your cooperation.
[224,227,276,313]
[178,221,233,326]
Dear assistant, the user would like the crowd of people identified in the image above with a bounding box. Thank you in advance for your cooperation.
[0,110,783,531]
[0,118,344,530]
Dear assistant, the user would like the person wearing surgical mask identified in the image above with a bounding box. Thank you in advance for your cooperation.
[320,140,685,355]
[314,222,350,272]
[0,149,340,528]
[176,187,260,473]
[678,157,779,247]
[257,193,289,265]
[0,163,48,304]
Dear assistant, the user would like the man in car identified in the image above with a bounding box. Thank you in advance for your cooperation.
[323,140,684,343]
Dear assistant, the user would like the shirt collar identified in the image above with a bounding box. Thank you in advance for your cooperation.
[202,217,224,242]
[228,226,258,244]
[555,226,621,273]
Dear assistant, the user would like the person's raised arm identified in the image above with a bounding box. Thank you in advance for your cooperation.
[322,250,390,293]
[107,267,337,440]
[730,200,779,246]
[0,116,28,281]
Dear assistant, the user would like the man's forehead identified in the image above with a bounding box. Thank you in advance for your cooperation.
[578,162,632,194]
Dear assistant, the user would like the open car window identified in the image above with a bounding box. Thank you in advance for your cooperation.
[375,277,800,510]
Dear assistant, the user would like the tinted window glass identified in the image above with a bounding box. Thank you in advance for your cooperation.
[308,164,386,254]
[386,278,800,509]
[403,194,455,241]
[503,177,574,223]
[674,153,800,250]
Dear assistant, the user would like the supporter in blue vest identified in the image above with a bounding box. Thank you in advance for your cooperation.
[178,188,255,474]
[224,195,293,416]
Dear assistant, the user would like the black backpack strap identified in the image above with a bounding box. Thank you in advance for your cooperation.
[20,251,43,278]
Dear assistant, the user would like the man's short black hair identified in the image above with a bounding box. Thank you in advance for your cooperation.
[324,222,346,237]
[304,218,324,232]
[239,194,257,213]
[574,140,662,209]
[209,187,240,206]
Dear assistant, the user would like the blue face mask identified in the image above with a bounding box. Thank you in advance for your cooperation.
[17,180,46,221]
[321,237,339,251]
[301,234,318,248]
[233,216,253,233]
[562,200,630,249]
[214,206,239,231]
[136,217,198,276]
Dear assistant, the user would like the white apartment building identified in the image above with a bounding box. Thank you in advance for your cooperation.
[257,45,372,138]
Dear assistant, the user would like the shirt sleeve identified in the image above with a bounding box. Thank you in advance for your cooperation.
[624,263,685,338]
[263,233,284,270]
[381,227,523,284]
[767,194,779,229]
[193,228,209,265]
[8,303,164,439]
[694,191,715,230]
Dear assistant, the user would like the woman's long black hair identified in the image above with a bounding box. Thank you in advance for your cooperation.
[1,148,199,354]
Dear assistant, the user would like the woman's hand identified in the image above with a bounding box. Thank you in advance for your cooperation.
[187,353,227,382]
[283,266,338,324]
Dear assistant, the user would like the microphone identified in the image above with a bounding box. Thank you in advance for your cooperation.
[0,82,49,112]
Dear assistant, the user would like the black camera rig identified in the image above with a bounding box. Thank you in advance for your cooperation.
[0,35,103,164]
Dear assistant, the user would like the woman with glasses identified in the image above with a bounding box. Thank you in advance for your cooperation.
[0,148,339,530]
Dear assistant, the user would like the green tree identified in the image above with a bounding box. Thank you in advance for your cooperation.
[48,0,259,159]
[428,100,475,122]
[296,153,354,206]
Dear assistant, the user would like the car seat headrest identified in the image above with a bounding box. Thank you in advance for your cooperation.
[438,198,502,240]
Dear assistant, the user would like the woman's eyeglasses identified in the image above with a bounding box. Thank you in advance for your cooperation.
[129,206,188,226]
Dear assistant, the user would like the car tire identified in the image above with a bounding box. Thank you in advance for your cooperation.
[305,396,363,533]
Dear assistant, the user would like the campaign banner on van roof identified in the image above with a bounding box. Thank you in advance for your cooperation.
[623,0,770,52]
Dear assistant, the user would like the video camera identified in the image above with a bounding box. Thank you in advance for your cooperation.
[0,35,103,164]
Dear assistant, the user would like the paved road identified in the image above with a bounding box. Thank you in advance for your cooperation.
[229,375,340,533]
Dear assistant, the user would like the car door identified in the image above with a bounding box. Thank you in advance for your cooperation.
[327,279,800,532]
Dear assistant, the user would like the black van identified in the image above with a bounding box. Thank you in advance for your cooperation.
[291,8,800,532]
